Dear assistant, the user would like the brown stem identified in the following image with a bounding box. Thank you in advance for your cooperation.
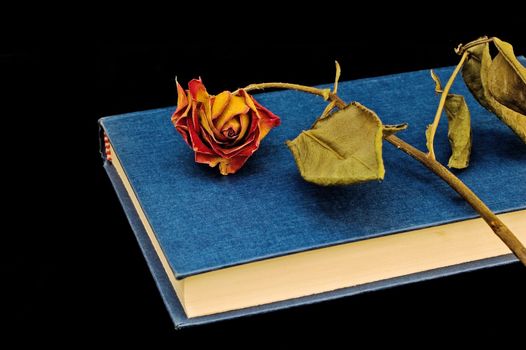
[242,82,526,265]
[244,82,332,100]
[384,134,526,265]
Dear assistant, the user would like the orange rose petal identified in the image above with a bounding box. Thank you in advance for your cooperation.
[219,156,250,175]
[258,122,273,140]
[200,114,230,144]
[201,131,234,158]
[238,89,258,112]
[212,91,231,119]
[215,95,250,131]
[200,132,225,158]
[199,108,223,143]
[256,109,280,140]
[234,113,250,143]
[174,81,189,114]
[210,130,229,144]
[188,79,209,103]
[195,152,223,168]
[174,80,280,176]
[252,97,281,123]
[224,131,259,156]
[175,124,190,145]
[234,128,261,156]
[224,134,257,155]
[172,86,194,145]
[184,91,193,114]
[174,92,192,129]
[191,104,219,145]
[187,81,227,144]
[187,114,215,155]
[222,117,241,135]
[199,92,213,135]
[202,128,258,158]
[251,97,281,141]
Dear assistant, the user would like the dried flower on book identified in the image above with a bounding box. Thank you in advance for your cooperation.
[169,39,526,264]
[172,79,280,175]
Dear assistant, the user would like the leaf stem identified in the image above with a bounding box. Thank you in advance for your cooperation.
[455,36,494,55]
[426,51,469,159]
[242,81,526,265]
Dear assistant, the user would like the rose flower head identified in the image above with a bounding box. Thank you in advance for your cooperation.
[172,79,281,175]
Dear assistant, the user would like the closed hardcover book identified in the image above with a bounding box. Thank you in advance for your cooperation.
[100,60,526,328]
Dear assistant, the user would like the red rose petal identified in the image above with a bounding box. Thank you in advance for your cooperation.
[173,81,281,175]
[189,79,209,102]
[174,81,189,115]
[195,152,222,168]
[250,95,281,140]
[187,114,215,155]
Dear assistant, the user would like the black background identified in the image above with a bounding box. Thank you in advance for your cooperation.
[5,14,525,345]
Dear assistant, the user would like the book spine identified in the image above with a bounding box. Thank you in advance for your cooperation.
[103,133,112,162]
[98,121,112,163]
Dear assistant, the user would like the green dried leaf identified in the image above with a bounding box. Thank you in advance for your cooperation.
[490,38,526,115]
[445,94,472,169]
[462,37,526,142]
[383,123,408,137]
[431,70,472,169]
[462,41,491,109]
[286,102,385,186]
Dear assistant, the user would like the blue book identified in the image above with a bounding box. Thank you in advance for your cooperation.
[100,60,526,328]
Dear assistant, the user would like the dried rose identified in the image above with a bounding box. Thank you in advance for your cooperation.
[172,79,280,175]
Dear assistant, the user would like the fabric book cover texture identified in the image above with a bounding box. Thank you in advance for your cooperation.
[100,59,526,328]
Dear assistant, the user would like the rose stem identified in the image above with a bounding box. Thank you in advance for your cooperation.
[455,36,494,55]
[243,82,526,266]
[426,51,468,160]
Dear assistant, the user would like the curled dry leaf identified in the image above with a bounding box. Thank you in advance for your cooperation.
[490,38,526,116]
[430,70,472,169]
[444,95,472,168]
[286,102,386,186]
[462,37,526,142]
[383,123,408,137]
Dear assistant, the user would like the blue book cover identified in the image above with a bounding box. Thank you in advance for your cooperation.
[100,60,526,328]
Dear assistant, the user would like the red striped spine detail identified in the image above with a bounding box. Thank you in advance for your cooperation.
[104,134,112,162]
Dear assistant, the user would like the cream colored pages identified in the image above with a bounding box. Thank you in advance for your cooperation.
[109,144,525,318]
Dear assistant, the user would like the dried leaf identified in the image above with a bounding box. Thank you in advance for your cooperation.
[383,123,408,137]
[287,102,385,186]
[490,38,526,115]
[445,94,472,168]
[431,71,472,169]
[430,69,444,93]
[462,41,491,109]
[318,101,337,121]
[462,37,526,142]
